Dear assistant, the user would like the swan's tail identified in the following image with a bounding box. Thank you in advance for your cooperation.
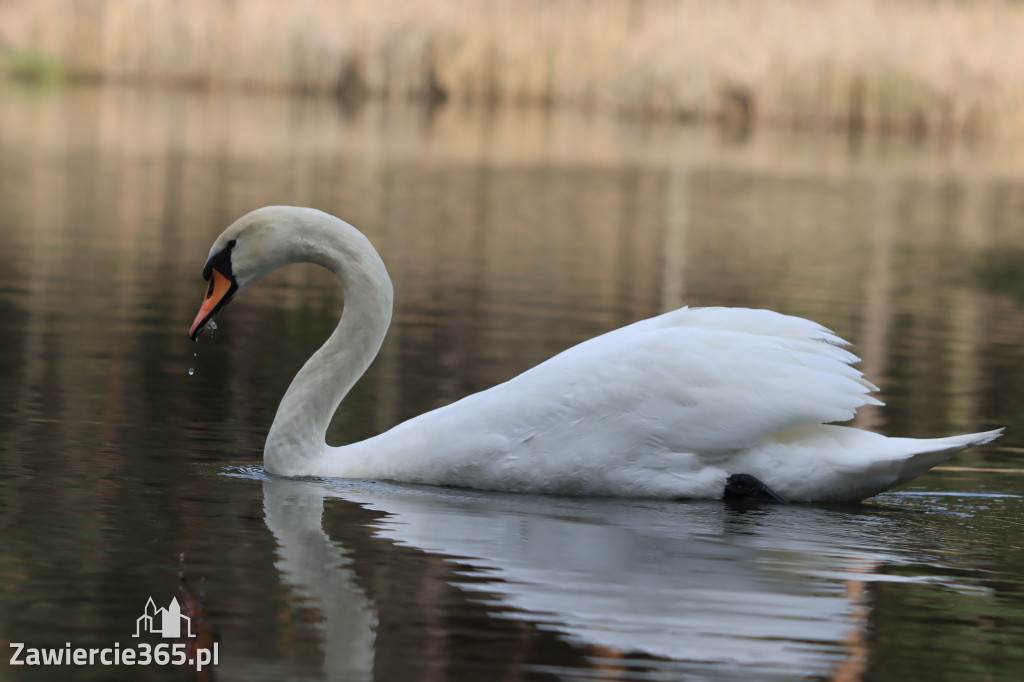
[884,427,1005,487]
[746,425,1005,502]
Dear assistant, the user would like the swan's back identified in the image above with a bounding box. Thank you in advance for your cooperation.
[329,307,945,500]
[532,306,881,451]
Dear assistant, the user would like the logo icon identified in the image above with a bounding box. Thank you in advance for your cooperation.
[132,597,196,639]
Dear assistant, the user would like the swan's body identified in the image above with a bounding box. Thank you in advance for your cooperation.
[190,206,1002,502]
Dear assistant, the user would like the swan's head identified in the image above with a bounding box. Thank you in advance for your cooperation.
[189,206,335,340]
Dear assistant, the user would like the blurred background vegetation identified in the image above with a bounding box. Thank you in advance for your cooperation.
[1,0,1023,136]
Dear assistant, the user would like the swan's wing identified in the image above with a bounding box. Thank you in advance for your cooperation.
[475,306,881,458]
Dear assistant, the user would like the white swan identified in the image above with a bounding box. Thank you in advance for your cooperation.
[189,206,1002,502]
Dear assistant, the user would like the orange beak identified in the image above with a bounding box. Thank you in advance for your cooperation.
[189,269,234,341]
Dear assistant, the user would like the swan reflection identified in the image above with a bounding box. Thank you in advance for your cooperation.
[260,476,931,679]
[262,478,378,681]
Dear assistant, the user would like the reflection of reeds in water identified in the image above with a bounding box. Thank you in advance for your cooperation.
[2,88,1021,447]
[2,0,1024,134]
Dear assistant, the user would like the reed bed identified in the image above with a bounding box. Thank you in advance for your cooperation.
[2,0,1023,135]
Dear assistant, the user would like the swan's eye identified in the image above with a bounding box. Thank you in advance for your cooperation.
[203,241,237,282]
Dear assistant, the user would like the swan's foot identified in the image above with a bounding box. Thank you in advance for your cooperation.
[723,474,789,504]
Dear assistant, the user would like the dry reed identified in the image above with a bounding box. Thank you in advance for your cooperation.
[1,0,1023,135]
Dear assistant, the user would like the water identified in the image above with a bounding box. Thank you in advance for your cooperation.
[1,85,1023,681]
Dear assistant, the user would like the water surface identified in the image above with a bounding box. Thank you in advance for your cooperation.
[1,86,1023,681]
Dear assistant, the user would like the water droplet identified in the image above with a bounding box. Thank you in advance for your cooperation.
[207,319,218,332]
[188,367,195,376]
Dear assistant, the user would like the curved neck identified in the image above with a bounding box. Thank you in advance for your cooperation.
[263,220,393,475]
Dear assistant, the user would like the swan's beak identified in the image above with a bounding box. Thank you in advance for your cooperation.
[189,269,235,341]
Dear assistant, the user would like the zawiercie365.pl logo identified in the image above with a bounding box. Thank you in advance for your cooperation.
[9,595,218,672]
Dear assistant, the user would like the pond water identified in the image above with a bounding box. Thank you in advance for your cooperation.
[1,85,1024,681]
